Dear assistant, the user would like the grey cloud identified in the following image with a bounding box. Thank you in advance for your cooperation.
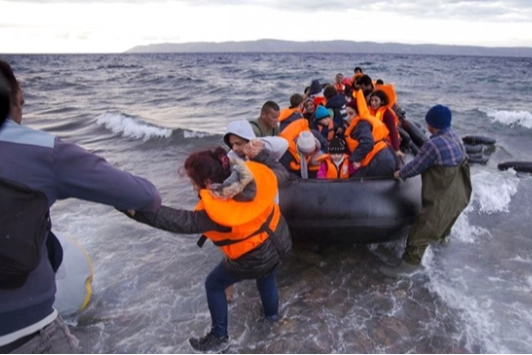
[4,0,532,21]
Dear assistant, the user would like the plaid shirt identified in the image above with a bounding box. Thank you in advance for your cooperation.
[399,127,465,179]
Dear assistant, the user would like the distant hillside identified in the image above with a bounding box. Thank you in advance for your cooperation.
[127,39,532,57]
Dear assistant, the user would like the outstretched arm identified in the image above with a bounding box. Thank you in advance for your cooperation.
[127,206,231,234]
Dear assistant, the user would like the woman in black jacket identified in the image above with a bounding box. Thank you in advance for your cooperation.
[126,141,291,352]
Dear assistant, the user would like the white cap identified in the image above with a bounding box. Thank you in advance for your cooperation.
[296,131,317,154]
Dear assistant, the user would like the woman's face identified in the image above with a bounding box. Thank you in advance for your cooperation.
[346,106,357,123]
[304,101,315,113]
[370,95,383,110]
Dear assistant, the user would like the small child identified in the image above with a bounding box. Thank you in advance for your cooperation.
[314,105,335,142]
[317,137,354,179]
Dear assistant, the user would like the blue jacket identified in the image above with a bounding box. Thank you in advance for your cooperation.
[0,119,161,339]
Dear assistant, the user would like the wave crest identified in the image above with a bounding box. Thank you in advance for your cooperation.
[96,112,172,141]
[482,109,532,129]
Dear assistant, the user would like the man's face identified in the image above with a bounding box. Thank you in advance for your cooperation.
[261,108,280,129]
[228,135,249,158]
[10,88,24,124]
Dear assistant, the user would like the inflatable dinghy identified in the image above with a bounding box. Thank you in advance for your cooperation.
[278,175,421,243]
[462,135,496,146]
[497,161,532,173]
[54,234,93,316]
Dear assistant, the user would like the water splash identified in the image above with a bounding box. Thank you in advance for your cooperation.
[471,169,519,214]
[96,112,172,141]
[481,109,532,129]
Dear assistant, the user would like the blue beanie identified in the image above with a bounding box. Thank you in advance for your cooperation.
[425,104,451,129]
[315,106,330,120]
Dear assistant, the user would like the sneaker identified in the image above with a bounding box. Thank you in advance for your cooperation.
[189,332,229,353]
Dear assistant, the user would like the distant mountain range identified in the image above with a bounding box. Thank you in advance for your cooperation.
[127,39,532,57]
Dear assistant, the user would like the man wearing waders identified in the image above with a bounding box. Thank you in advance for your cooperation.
[380,104,472,277]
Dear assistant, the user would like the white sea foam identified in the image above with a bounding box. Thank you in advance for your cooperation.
[470,169,519,214]
[97,112,172,141]
[448,169,518,243]
[481,108,532,129]
[183,130,212,138]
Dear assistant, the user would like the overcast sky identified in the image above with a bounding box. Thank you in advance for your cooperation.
[1,0,531,53]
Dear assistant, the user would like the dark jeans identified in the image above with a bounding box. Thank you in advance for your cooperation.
[205,261,278,337]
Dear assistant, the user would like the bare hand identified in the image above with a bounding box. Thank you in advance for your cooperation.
[395,150,405,159]
[394,170,401,180]
[243,139,264,159]
[352,161,361,170]
[127,210,136,216]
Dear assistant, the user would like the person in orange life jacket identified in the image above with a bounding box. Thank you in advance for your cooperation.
[375,79,384,87]
[222,120,288,303]
[323,85,348,136]
[124,145,292,353]
[317,137,355,179]
[369,90,404,159]
[279,93,305,132]
[344,98,398,178]
[334,73,345,95]
[280,130,326,179]
[354,74,374,102]
[312,105,335,143]
[342,77,353,102]
[249,100,281,137]
[351,66,363,82]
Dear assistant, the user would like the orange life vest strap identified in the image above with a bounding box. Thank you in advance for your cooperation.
[211,207,275,247]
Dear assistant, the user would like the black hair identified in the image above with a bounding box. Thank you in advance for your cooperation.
[261,100,280,113]
[289,93,304,108]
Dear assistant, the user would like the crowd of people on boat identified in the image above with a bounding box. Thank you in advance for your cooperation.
[0,58,472,353]
[227,67,409,181]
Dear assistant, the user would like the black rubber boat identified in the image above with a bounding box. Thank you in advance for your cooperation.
[278,174,421,244]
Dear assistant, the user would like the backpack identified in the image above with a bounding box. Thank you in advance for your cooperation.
[0,178,51,288]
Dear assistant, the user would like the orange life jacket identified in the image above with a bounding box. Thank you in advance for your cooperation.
[344,114,390,167]
[355,89,370,119]
[279,108,304,132]
[288,151,323,172]
[375,106,400,144]
[313,96,326,107]
[376,84,397,108]
[351,72,364,84]
[279,118,311,159]
[196,162,280,260]
[323,155,350,179]
[334,83,345,94]
[317,117,335,142]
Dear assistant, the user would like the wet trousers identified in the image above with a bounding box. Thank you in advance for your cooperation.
[205,261,278,337]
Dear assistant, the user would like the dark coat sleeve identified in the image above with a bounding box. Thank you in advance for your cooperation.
[128,205,230,234]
